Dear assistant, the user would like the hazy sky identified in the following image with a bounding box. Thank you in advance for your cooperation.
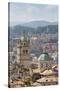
[9,3,58,26]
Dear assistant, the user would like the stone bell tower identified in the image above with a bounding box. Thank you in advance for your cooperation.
[17,32,31,68]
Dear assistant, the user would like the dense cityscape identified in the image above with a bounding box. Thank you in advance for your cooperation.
[8,25,58,87]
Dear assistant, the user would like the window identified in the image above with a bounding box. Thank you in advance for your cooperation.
[24,43,26,45]
[23,50,28,54]
[26,50,28,54]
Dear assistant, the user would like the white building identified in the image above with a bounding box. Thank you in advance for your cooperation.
[51,52,58,64]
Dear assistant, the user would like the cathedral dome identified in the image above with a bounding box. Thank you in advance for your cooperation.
[38,53,52,61]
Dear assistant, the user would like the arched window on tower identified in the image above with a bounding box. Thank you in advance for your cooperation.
[26,50,28,54]
[23,50,28,54]
[24,42,26,46]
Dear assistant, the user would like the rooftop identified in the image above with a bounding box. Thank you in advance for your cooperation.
[36,76,58,83]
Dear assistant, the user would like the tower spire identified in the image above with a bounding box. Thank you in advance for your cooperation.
[23,30,27,40]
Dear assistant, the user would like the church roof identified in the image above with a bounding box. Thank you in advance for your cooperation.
[38,53,52,61]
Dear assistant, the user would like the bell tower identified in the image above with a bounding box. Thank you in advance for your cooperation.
[17,32,31,68]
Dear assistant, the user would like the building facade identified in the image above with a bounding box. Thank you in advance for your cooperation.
[17,36,31,68]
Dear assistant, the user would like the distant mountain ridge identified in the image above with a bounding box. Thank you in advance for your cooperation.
[9,24,58,39]
[10,20,58,28]
[21,20,58,28]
